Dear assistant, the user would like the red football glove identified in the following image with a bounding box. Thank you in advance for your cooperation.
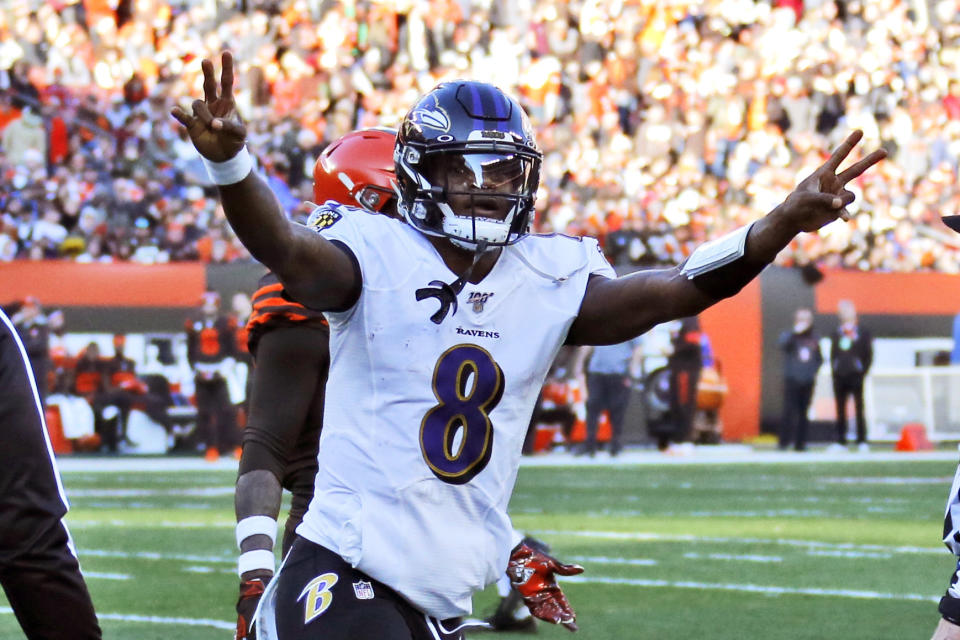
[506,541,584,632]
[235,577,267,640]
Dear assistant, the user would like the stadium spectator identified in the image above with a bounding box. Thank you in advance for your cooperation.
[778,307,823,451]
[2,105,45,166]
[829,299,873,452]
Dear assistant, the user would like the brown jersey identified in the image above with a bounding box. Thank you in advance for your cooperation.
[246,273,329,356]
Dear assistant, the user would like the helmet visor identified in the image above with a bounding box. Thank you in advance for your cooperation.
[422,152,535,196]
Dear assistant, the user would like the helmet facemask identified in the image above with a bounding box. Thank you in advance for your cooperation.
[398,141,541,251]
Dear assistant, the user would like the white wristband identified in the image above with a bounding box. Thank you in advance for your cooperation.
[202,146,253,185]
[238,549,275,576]
[236,516,278,549]
[680,221,754,279]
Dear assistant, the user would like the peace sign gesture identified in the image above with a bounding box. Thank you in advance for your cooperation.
[171,51,247,162]
[781,130,887,233]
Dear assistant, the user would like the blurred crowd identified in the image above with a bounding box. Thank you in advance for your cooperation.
[2,0,960,271]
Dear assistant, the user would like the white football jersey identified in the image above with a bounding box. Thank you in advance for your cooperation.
[297,202,615,619]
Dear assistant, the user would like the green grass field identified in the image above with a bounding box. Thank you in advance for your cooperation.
[0,455,956,639]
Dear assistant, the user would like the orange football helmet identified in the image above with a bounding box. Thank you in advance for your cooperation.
[313,128,397,215]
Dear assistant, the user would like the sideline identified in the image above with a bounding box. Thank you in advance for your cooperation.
[53,447,960,472]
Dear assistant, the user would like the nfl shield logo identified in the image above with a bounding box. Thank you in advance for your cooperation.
[353,580,375,600]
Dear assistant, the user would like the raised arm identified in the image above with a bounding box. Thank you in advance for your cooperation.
[170,52,359,311]
[567,131,886,345]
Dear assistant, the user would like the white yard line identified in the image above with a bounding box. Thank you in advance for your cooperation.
[821,476,953,485]
[808,550,894,560]
[560,575,939,603]
[568,555,658,566]
[0,607,234,630]
[67,519,234,529]
[68,487,235,497]
[83,571,132,580]
[683,552,783,563]
[533,529,946,555]
[56,458,239,472]
[593,509,832,518]
[184,565,235,575]
[80,548,234,564]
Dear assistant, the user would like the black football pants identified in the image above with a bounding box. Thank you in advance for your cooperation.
[263,538,463,640]
[0,520,101,640]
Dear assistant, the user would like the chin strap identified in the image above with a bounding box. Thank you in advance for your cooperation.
[416,241,488,324]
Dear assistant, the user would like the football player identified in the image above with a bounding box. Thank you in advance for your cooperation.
[0,307,102,639]
[233,128,573,638]
[173,51,884,639]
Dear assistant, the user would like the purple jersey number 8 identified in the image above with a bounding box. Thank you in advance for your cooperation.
[419,344,505,484]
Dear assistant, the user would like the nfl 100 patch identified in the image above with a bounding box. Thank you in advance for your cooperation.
[466,291,494,313]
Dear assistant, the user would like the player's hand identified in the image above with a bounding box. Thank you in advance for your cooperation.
[932,618,960,640]
[235,577,267,640]
[171,51,247,162]
[778,130,886,232]
[507,541,584,632]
